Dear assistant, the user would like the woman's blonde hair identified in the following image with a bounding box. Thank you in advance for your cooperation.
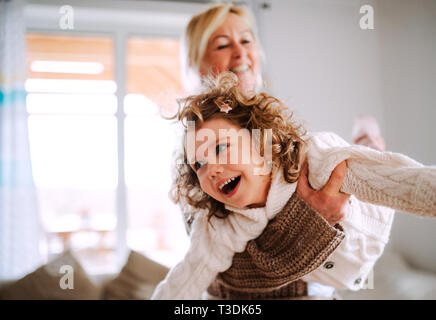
[171,72,305,232]
[181,3,259,92]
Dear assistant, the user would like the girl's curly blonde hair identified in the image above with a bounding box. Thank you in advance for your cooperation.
[170,72,306,233]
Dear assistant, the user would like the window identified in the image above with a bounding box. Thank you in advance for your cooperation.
[26,33,118,274]
[124,37,189,267]
[21,0,207,274]
[26,32,189,273]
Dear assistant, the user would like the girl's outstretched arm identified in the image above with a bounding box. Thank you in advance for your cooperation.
[341,158,436,217]
[306,132,436,217]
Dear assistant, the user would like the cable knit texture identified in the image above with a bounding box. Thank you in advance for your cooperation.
[305,132,436,217]
[151,132,436,299]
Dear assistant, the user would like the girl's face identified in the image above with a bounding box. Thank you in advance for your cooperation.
[190,118,271,209]
[200,13,261,92]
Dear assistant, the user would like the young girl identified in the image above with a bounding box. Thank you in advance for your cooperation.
[151,72,436,300]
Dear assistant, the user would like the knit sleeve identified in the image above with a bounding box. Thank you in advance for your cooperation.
[151,206,271,299]
[150,212,235,300]
[280,193,346,278]
[341,159,436,217]
[305,132,436,217]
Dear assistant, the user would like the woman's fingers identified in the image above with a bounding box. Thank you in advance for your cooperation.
[297,160,350,226]
[354,134,386,151]
[296,162,313,199]
[321,161,348,196]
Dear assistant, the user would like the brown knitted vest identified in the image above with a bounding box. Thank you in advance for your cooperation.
[207,192,344,299]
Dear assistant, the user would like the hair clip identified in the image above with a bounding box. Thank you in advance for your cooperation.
[219,103,232,113]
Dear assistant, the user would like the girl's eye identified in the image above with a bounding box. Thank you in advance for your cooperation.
[194,160,205,171]
[216,143,228,155]
[241,39,251,44]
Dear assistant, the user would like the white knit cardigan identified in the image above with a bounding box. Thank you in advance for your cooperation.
[151,132,436,300]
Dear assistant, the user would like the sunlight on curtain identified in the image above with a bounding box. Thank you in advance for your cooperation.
[0,0,42,279]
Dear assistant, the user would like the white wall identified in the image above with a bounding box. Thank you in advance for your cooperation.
[259,0,436,271]
[376,0,436,273]
[259,0,383,141]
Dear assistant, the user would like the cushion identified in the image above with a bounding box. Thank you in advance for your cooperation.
[0,250,101,300]
[103,250,169,300]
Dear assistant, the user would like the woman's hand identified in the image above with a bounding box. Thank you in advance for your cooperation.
[296,161,350,226]
[352,115,386,151]
[354,134,385,151]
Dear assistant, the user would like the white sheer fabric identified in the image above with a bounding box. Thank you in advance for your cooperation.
[0,0,42,279]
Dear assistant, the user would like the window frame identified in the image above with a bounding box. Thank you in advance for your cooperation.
[24,0,210,269]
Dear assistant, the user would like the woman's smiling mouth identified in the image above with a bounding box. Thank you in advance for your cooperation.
[230,64,250,73]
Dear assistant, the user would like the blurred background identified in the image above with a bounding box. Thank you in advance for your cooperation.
[1,0,435,298]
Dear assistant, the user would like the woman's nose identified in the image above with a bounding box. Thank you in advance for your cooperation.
[232,42,246,60]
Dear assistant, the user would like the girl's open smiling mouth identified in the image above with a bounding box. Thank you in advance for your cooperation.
[217,175,241,197]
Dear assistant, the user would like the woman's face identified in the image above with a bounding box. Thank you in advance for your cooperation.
[200,13,261,92]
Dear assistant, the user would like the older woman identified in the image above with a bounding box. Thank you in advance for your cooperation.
[183,4,351,224]
[165,3,391,299]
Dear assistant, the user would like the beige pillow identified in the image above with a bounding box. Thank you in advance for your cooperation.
[0,251,101,300]
[103,250,169,300]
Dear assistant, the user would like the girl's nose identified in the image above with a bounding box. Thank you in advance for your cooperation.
[207,163,224,180]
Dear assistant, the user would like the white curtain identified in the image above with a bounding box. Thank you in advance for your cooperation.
[0,0,42,279]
